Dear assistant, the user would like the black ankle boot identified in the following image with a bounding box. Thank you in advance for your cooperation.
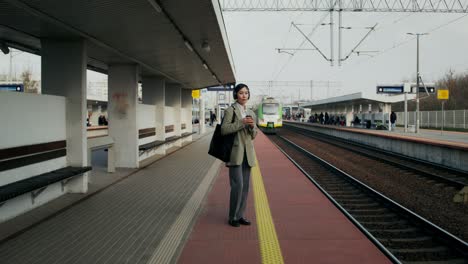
[238,218,251,225]
[228,219,240,227]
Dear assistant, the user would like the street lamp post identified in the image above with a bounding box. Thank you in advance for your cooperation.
[407,32,428,133]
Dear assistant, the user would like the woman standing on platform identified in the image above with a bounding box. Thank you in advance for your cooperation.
[221,83,257,227]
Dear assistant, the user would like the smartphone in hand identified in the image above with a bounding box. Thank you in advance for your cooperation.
[245,115,254,128]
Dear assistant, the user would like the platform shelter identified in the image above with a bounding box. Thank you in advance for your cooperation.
[301,92,413,128]
[0,0,235,222]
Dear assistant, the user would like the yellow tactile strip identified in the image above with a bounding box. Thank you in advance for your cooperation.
[252,156,284,264]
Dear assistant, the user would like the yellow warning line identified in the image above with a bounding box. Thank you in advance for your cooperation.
[252,156,284,264]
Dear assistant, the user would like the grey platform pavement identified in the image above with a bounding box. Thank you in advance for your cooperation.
[0,125,220,264]
[391,126,468,144]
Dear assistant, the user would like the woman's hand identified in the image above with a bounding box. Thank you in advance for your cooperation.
[243,116,255,128]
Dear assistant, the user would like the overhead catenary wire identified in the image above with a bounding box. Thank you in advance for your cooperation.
[322,12,468,88]
[264,8,468,90]
[341,23,378,61]
[269,11,306,80]
[314,12,467,90]
[270,18,295,80]
[273,4,402,77]
[242,80,342,101]
[272,11,330,80]
[338,12,413,63]
[347,13,468,67]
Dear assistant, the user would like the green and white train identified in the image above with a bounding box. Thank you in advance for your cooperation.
[255,97,282,134]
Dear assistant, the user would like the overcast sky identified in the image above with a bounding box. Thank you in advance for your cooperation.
[223,11,468,102]
[0,51,108,83]
[1,11,467,104]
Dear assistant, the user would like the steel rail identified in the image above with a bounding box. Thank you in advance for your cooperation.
[268,137,401,264]
[284,123,468,189]
[272,134,468,262]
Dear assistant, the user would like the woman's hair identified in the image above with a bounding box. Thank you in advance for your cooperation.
[233,83,250,100]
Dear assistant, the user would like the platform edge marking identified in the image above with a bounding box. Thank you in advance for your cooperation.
[252,156,284,264]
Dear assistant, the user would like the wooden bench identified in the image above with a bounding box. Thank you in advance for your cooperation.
[0,166,91,203]
[138,127,160,153]
[139,140,165,151]
[165,135,181,143]
[138,131,196,153]
[0,140,91,204]
[181,131,196,137]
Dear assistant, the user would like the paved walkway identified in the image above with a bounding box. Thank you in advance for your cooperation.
[0,126,218,264]
[392,127,468,144]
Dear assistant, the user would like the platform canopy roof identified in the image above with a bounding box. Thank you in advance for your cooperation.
[0,0,235,89]
[301,92,416,109]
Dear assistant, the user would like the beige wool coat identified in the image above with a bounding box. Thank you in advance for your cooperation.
[220,103,257,167]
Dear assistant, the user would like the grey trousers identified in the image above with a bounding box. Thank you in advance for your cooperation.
[228,156,251,221]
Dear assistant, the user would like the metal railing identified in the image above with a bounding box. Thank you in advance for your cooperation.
[396,110,468,129]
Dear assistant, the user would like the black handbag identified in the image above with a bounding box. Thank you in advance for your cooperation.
[208,107,236,162]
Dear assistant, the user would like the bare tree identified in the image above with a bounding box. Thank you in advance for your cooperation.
[393,70,468,111]
[20,69,39,93]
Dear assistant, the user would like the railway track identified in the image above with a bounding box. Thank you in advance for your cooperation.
[269,134,468,263]
[283,123,468,190]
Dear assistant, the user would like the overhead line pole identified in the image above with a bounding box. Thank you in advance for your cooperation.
[338,7,343,66]
[310,80,313,101]
[330,5,334,66]
[416,35,420,133]
[338,0,342,66]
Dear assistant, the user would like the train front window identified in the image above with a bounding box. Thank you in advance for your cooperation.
[263,103,279,115]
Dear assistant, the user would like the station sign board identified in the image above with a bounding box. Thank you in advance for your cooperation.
[206,83,235,92]
[206,86,233,92]
[0,83,23,92]
[437,89,449,100]
[192,89,200,99]
[412,86,436,93]
[377,83,436,94]
[376,85,404,94]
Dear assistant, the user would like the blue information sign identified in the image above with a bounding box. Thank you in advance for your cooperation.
[206,83,235,92]
[0,84,24,92]
[415,87,435,93]
[376,85,404,94]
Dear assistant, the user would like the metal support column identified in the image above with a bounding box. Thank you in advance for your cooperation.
[415,35,420,133]
[329,8,334,66]
[338,4,342,66]
[404,93,408,132]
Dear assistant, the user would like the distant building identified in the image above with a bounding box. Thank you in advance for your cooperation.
[87,81,108,102]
